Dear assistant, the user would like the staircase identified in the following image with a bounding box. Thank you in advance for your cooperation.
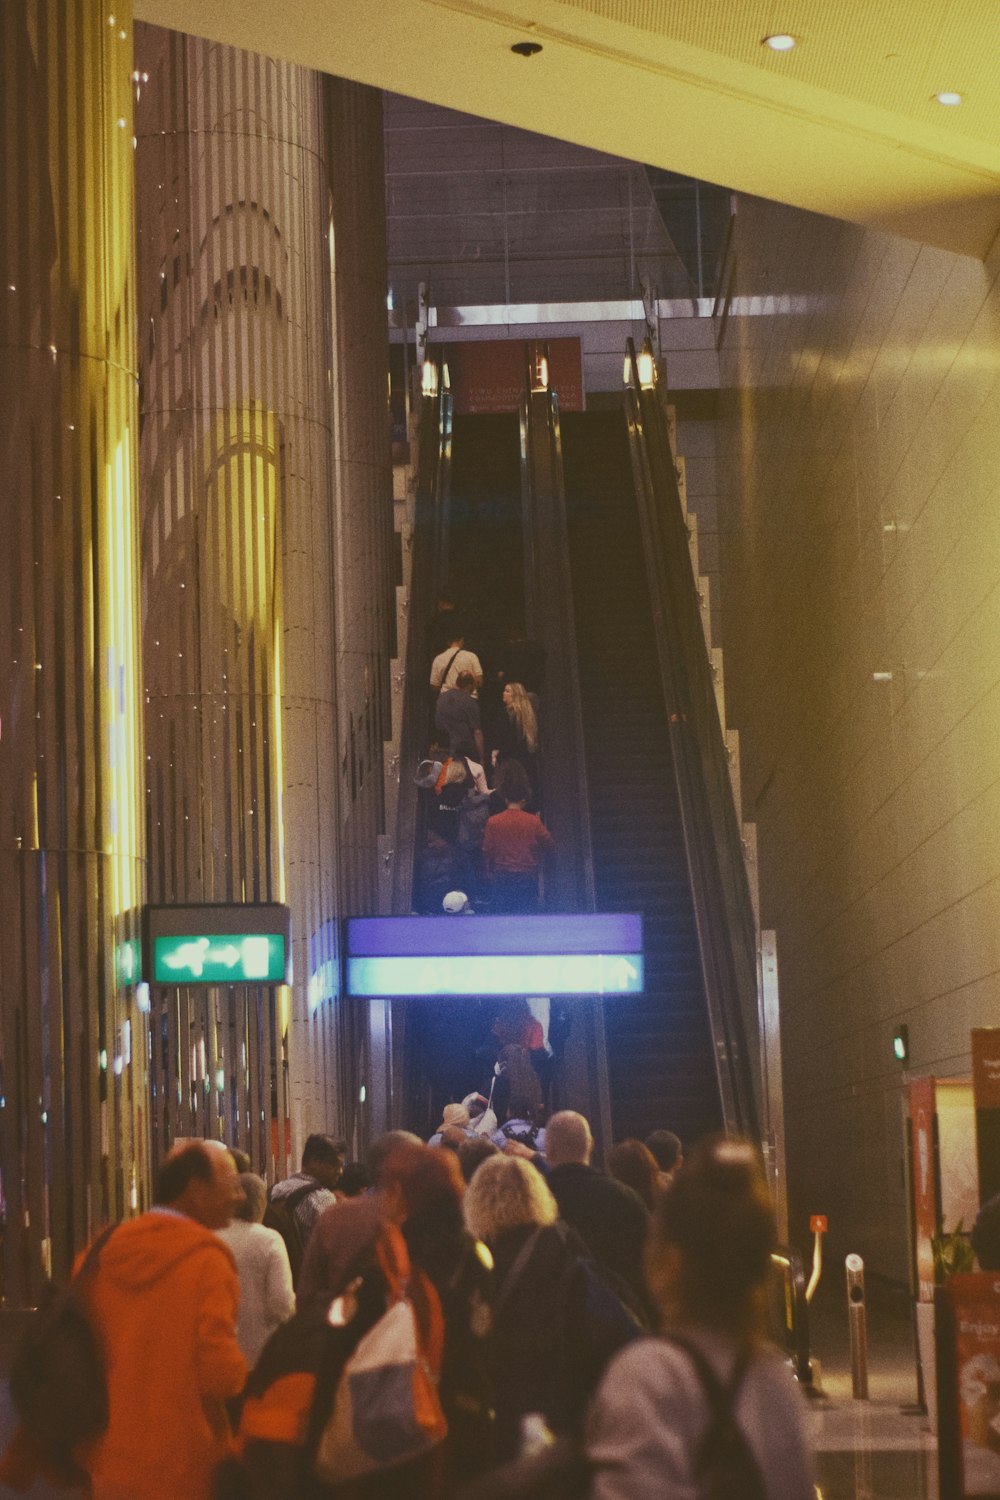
[561,408,723,1147]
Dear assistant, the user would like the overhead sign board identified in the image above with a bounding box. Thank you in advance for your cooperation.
[145,904,292,986]
[346,913,643,998]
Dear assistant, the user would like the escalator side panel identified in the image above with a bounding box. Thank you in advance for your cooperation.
[562,409,723,1146]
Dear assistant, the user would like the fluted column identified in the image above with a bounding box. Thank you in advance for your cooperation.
[0,0,147,1301]
[134,29,346,1172]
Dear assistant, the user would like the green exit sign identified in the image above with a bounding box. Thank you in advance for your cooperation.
[154,933,286,984]
[145,904,292,986]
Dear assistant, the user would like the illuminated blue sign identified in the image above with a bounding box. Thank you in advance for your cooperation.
[346,914,643,998]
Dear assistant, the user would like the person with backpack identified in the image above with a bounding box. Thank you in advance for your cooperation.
[266,1135,346,1285]
[227,1144,491,1500]
[435,671,486,766]
[543,1112,651,1325]
[585,1137,815,1500]
[463,1155,637,1464]
[295,1131,421,1311]
[2,1141,247,1500]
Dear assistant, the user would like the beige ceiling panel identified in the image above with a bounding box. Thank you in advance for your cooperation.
[559,0,999,143]
[135,0,1000,257]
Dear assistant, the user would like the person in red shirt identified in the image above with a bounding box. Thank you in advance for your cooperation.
[482,760,555,913]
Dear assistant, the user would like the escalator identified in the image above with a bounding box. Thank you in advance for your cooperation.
[400,369,758,1156]
[448,412,524,669]
[561,408,723,1147]
[401,406,526,1137]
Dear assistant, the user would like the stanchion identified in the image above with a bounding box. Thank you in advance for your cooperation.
[846,1253,869,1400]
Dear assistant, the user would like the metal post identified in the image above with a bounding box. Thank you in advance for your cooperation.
[846,1253,869,1399]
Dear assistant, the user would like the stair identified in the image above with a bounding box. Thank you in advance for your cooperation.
[561,408,723,1147]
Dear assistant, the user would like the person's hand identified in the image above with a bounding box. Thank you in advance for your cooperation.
[503,1140,537,1161]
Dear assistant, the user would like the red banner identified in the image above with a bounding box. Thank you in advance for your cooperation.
[447,338,584,415]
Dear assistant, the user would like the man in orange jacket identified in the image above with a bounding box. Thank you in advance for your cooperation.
[79,1140,247,1500]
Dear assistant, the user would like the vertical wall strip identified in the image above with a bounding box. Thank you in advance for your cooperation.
[0,0,147,1302]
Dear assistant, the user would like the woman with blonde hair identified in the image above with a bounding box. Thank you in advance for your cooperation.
[586,1136,814,1499]
[464,1155,635,1462]
[492,682,539,802]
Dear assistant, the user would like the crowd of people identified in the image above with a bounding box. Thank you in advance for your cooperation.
[418,599,554,916]
[1,1098,816,1500]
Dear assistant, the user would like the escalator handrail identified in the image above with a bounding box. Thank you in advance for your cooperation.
[391,371,453,916]
[519,372,597,912]
[623,338,763,1142]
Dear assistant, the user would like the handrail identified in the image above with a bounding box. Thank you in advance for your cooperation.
[623,337,762,1141]
[518,349,612,1153]
[770,1246,814,1389]
[519,358,595,916]
[390,362,453,917]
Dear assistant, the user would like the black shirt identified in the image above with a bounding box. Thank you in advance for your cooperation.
[435,687,481,756]
[546,1162,650,1311]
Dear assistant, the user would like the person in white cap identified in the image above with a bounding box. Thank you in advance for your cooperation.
[428,1102,475,1148]
[442,889,474,914]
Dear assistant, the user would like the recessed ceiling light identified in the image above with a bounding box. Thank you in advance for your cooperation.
[763,33,796,51]
[510,40,543,57]
[934,90,962,105]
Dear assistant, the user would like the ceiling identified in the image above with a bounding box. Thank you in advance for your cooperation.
[384,93,701,311]
[136,0,1000,258]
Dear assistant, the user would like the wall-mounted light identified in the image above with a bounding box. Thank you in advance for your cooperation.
[442,362,451,392]
[893,1024,910,1065]
[637,349,656,389]
[531,355,549,392]
[421,360,439,399]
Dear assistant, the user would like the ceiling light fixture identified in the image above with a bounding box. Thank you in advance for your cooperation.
[934,91,962,106]
[511,40,543,57]
[763,33,796,51]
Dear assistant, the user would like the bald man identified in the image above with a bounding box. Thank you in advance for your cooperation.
[545,1111,651,1319]
[78,1141,247,1500]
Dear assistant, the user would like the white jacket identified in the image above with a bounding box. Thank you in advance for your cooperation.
[216,1220,296,1370]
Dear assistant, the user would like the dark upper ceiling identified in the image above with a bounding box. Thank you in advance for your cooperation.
[384,93,703,312]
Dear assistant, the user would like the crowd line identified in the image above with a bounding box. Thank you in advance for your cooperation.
[419,601,553,916]
[0,596,817,1499]
[1,1090,816,1499]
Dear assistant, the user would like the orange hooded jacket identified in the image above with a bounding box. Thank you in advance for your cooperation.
[77,1209,247,1500]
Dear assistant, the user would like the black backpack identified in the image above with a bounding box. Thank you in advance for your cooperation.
[263,1181,317,1286]
[670,1336,767,1500]
[10,1225,117,1482]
